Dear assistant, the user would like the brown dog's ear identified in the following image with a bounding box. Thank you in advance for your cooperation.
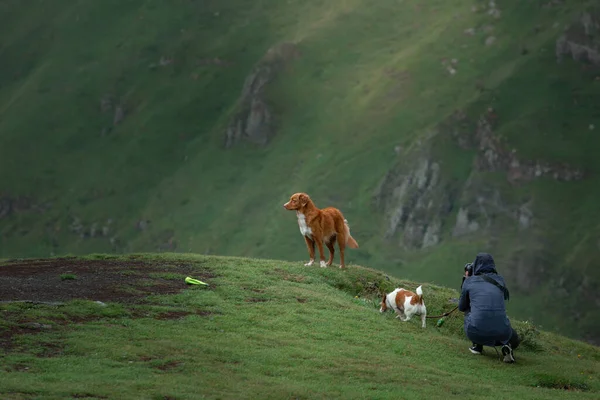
[299,194,308,206]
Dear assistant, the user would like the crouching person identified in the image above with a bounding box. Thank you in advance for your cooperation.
[458,252,520,363]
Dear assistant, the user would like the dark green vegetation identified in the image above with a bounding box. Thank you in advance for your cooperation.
[1,254,599,399]
[1,0,600,343]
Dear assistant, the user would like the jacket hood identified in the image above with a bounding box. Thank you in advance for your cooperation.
[472,252,497,275]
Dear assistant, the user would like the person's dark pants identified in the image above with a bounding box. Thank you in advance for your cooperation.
[471,328,520,349]
[491,328,520,349]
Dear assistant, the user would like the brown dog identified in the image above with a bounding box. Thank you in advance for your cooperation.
[283,193,359,268]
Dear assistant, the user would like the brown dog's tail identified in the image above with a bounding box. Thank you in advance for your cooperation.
[344,219,359,249]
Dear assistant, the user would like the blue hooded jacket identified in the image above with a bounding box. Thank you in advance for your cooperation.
[458,253,513,346]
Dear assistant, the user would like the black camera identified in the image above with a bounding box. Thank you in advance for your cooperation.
[464,262,474,276]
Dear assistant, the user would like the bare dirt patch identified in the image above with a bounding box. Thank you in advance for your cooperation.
[245,297,269,303]
[272,268,305,283]
[71,393,108,399]
[3,363,31,373]
[155,360,184,371]
[0,257,214,303]
[34,341,64,358]
[0,257,215,359]
[153,310,212,320]
[0,324,39,352]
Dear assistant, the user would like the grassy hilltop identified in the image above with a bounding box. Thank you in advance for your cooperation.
[0,254,599,399]
[1,0,600,343]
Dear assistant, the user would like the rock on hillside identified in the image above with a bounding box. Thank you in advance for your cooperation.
[225,42,301,147]
[373,108,585,289]
[556,9,600,65]
[373,147,449,250]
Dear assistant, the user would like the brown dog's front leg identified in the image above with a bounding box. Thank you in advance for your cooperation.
[304,236,315,266]
[314,238,327,268]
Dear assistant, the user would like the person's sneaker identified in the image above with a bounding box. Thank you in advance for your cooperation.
[469,344,483,355]
[502,344,515,363]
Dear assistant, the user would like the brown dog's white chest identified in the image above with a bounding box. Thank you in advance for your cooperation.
[296,212,313,238]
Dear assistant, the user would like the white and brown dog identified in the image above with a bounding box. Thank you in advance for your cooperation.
[380,286,427,328]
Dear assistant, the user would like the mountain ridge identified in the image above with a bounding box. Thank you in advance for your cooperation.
[1,0,599,343]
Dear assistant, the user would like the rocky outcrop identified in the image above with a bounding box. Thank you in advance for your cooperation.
[450,110,585,183]
[556,9,600,65]
[374,101,587,250]
[442,108,584,239]
[0,196,12,219]
[113,105,125,125]
[0,194,51,219]
[225,42,301,147]
[69,217,113,239]
[449,171,535,239]
[373,150,452,249]
[452,207,480,237]
[99,94,126,135]
[476,116,584,183]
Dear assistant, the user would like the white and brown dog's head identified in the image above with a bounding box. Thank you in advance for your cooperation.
[283,192,313,211]
[380,286,427,328]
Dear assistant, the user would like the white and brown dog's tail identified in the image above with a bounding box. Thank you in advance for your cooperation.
[415,285,424,304]
[344,219,359,249]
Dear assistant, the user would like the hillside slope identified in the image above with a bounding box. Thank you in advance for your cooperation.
[1,254,599,399]
[1,0,600,344]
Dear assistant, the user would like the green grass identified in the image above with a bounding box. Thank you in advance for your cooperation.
[0,254,599,399]
[1,0,600,343]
